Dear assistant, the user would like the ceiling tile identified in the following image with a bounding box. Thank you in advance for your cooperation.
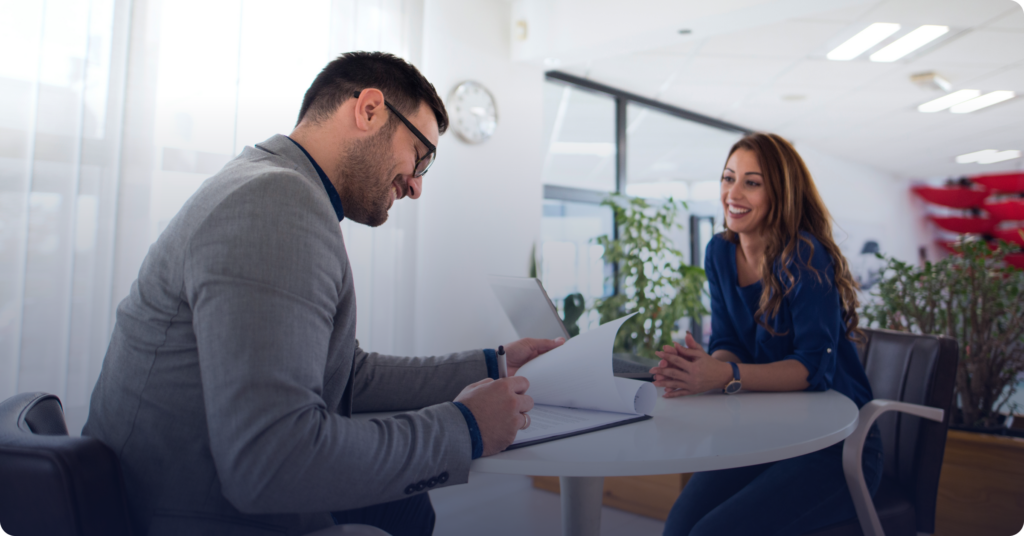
[965,65,1024,91]
[986,7,1024,30]
[696,20,848,59]
[673,56,795,86]
[771,59,898,89]
[794,2,881,23]
[918,29,1024,65]
[859,0,1016,29]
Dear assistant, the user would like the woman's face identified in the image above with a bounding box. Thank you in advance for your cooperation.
[721,148,768,237]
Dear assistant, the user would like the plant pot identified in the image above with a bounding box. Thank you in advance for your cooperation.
[935,429,1024,535]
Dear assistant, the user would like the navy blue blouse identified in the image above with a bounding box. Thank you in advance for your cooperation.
[705,232,873,408]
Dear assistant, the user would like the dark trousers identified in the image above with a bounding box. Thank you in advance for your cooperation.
[663,426,884,536]
[331,493,435,536]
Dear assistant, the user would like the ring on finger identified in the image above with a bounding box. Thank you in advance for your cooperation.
[520,412,531,430]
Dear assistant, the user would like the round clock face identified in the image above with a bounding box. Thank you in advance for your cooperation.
[448,81,497,144]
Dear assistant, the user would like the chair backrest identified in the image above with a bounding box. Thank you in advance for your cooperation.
[0,392,134,536]
[859,328,958,535]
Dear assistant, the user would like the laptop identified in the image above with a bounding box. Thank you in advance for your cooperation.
[486,275,653,379]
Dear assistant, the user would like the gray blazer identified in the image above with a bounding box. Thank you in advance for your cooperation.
[83,134,488,536]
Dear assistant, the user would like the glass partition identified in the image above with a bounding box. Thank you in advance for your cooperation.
[625,103,743,204]
[542,82,617,192]
[540,199,614,333]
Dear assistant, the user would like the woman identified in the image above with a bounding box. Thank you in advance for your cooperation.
[651,133,883,536]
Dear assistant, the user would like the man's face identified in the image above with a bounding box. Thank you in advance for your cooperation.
[336,101,439,227]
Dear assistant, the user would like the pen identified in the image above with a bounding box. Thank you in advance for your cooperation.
[497,345,508,378]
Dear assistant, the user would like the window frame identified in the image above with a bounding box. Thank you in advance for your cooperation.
[542,71,752,299]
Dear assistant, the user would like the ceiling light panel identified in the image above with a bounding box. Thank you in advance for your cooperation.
[826,23,900,61]
[950,90,1016,113]
[956,149,998,164]
[870,25,949,62]
[978,150,1021,164]
[917,89,981,112]
[957,149,1022,164]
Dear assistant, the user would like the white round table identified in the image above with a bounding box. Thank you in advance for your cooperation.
[471,389,859,536]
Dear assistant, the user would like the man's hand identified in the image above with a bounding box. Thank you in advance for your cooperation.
[650,332,733,398]
[454,376,534,456]
[504,337,565,376]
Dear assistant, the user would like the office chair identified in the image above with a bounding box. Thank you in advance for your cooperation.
[0,393,391,536]
[803,328,958,536]
[0,392,135,536]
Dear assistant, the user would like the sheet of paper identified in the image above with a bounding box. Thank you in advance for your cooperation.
[511,404,644,445]
[515,313,655,415]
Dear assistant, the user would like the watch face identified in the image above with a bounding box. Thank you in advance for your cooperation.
[725,382,742,394]
[447,81,497,144]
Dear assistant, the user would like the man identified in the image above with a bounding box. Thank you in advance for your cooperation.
[83,51,561,536]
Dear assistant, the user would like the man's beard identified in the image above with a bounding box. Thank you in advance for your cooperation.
[335,125,399,227]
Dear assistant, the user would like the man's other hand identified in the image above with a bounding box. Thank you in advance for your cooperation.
[504,337,565,376]
[454,376,533,456]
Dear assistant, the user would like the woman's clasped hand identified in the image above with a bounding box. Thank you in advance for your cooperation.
[649,332,733,397]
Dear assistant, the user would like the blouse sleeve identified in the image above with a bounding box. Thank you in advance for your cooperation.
[706,239,748,361]
[782,243,843,391]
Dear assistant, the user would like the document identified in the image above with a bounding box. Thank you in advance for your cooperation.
[508,314,656,449]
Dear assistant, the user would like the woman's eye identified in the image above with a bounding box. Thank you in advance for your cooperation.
[722,175,734,182]
[747,180,760,187]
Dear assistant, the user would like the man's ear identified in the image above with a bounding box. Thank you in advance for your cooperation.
[353,88,386,133]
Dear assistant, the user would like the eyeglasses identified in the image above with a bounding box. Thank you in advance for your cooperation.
[353,91,437,177]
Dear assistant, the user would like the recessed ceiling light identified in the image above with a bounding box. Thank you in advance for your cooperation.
[956,149,1022,164]
[918,89,981,112]
[950,90,1016,113]
[870,25,949,62]
[826,23,900,61]
[678,29,692,35]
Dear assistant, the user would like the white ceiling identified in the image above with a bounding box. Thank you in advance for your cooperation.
[555,0,1024,179]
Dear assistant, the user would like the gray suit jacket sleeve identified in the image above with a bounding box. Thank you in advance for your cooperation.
[351,346,489,412]
[185,172,474,514]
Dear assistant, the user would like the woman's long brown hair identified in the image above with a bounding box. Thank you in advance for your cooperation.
[722,133,863,341]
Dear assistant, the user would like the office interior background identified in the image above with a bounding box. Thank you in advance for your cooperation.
[1,0,1022,534]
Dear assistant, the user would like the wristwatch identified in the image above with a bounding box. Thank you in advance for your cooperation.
[723,362,742,394]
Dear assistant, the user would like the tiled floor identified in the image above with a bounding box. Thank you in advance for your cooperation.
[430,472,665,536]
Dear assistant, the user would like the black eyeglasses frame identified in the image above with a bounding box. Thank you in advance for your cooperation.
[353,91,437,177]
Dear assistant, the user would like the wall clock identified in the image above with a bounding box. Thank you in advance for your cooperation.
[447,81,497,144]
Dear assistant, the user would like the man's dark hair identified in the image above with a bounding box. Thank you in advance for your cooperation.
[297,51,448,134]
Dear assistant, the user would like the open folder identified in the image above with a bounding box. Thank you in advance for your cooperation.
[508,314,656,449]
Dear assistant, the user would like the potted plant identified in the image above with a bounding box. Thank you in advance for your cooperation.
[592,194,708,361]
[534,194,707,517]
[860,239,1024,536]
[860,239,1024,430]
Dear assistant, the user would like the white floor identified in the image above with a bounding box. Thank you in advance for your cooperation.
[430,472,666,536]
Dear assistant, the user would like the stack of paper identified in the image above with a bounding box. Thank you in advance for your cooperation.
[510,314,656,448]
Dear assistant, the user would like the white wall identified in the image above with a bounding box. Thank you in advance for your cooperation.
[796,141,929,265]
[413,0,546,354]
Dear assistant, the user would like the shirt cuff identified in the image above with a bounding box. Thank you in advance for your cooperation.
[483,348,499,380]
[452,401,483,459]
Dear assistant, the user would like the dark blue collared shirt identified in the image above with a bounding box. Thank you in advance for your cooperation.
[287,137,344,222]
[287,136,495,459]
[705,232,873,408]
